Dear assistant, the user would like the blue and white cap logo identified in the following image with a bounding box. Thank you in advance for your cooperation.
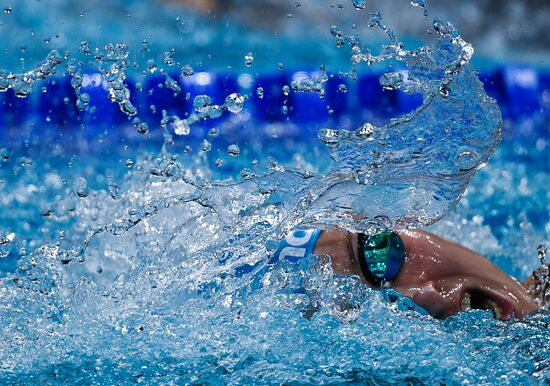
[271,229,322,264]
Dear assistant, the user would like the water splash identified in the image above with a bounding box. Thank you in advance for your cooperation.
[0,50,64,97]
[527,244,550,308]
[352,0,367,10]
[0,1,545,384]
[276,14,501,232]
[1,148,549,383]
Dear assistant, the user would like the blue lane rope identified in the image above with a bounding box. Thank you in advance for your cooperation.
[1,67,549,137]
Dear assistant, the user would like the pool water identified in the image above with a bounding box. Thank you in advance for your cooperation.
[0,0,549,384]
[0,137,549,384]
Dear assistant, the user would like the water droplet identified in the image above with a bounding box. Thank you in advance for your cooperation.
[256,87,264,99]
[282,105,288,115]
[330,25,342,38]
[208,128,218,137]
[165,75,181,94]
[193,95,212,113]
[132,118,149,134]
[225,93,245,113]
[379,72,404,90]
[126,159,134,167]
[201,139,212,152]
[3,6,12,13]
[215,158,224,167]
[0,148,9,161]
[163,50,176,66]
[319,128,340,146]
[120,101,137,116]
[367,11,383,28]
[76,93,90,111]
[79,41,91,55]
[410,0,425,7]
[203,105,223,119]
[227,144,240,157]
[108,183,120,200]
[108,43,129,60]
[439,83,450,98]
[338,84,348,93]
[137,122,149,134]
[75,178,89,198]
[282,85,290,96]
[352,0,366,10]
[355,123,375,139]
[181,64,194,77]
[20,157,32,167]
[278,63,284,70]
[537,244,547,265]
[240,168,255,179]
[455,150,479,172]
[173,118,191,136]
[433,18,454,36]
[244,52,254,67]
[147,59,157,73]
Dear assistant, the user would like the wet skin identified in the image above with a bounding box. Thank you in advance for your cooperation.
[314,229,539,320]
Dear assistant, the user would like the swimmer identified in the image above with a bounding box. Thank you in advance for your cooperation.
[273,228,541,320]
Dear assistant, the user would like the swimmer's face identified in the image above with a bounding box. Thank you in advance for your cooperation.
[390,230,538,319]
[315,229,538,320]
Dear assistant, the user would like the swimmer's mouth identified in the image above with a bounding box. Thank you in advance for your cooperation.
[460,290,515,320]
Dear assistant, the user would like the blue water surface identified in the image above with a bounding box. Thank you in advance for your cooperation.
[0,131,549,385]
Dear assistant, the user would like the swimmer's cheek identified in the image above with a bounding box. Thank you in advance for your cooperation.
[400,283,454,319]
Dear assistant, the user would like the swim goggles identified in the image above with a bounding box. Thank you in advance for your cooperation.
[358,231,428,315]
[357,231,406,283]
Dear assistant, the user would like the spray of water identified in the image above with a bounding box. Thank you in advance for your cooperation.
[0,1,548,384]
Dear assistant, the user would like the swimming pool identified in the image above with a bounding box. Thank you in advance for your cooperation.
[0,0,549,384]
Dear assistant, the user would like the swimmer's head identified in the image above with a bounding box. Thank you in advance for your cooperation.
[314,229,538,320]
